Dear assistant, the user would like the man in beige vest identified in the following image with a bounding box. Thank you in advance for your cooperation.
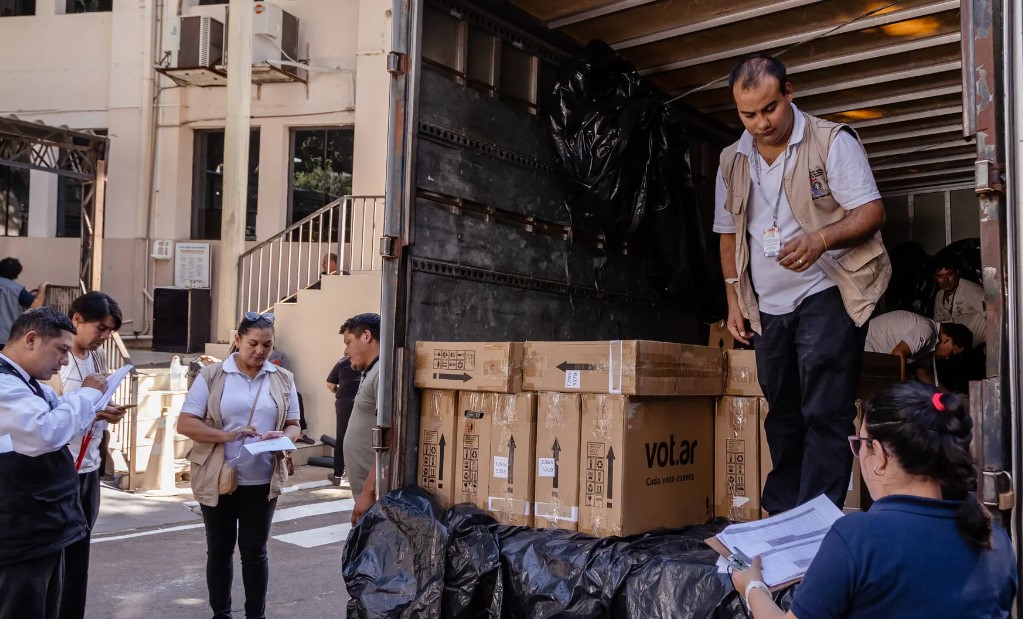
[714,55,890,514]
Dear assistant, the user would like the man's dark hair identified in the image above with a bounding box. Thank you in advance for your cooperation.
[932,255,960,274]
[340,313,380,342]
[9,307,77,341]
[0,257,23,280]
[728,54,788,93]
[940,322,973,351]
[69,291,123,331]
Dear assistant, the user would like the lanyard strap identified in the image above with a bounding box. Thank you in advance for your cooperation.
[750,141,789,228]
[0,358,44,399]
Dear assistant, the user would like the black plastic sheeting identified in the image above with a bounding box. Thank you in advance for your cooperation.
[546,41,725,322]
[342,487,798,619]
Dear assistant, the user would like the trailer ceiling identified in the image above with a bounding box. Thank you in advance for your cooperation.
[508,0,971,194]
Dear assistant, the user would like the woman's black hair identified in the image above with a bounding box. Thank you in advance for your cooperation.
[236,314,275,337]
[863,382,993,548]
[69,291,123,330]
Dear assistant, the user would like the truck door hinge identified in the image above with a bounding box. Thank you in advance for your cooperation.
[980,469,1014,510]
[372,426,390,452]
[380,235,399,258]
[386,52,406,76]
[975,160,1004,194]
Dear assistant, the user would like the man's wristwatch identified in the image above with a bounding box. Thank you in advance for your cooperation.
[744,580,771,603]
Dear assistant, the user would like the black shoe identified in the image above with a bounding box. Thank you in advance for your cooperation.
[297,435,315,445]
[328,473,342,486]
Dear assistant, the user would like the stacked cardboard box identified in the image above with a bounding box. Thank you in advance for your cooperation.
[534,393,582,530]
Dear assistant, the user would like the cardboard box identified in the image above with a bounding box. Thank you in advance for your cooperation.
[724,349,760,397]
[759,398,771,501]
[708,320,737,349]
[415,341,523,393]
[523,341,724,396]
[487,393,537,526]
[417,390,458,509]
[534,392,582,530]
[578,395,715,536]
[454,391,498,509]
[715,397,765,522]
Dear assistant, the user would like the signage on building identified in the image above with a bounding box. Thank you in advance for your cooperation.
[174,242,212,289]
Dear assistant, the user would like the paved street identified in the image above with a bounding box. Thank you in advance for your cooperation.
[86,469,353,618]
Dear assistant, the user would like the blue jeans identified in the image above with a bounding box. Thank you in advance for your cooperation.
[755,287,866,514]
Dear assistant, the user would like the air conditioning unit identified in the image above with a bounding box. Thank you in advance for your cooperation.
[157,15,227,87]
[250,1,304,83]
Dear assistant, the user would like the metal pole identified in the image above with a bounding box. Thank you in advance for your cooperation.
[90,160,107,292]
[217,0,254,341]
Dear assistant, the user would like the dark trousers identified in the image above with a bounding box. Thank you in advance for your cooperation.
[297,392,308,432]
[200,484,278,619]
[334,396,354,477]
[0,550,64,619]
[58,469,101,619]
[756,287,866,514]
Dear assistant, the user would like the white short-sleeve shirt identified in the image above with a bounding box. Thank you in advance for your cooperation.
[181,354,300,485]
[865,311,939,362]
[60,352,106,473]
[713,104,882,315]
[933,278,985,346]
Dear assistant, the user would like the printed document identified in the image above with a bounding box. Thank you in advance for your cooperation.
[244,436,297,455]
[709,494,844,587]
[94,365,135,410]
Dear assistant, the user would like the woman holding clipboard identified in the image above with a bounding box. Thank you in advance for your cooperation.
[54,291,130,619]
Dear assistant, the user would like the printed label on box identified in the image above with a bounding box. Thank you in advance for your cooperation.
[493,456,508,479]
[538,457,556,478]
[461,434,480,494]
[420,430,439,489]
[584,441,608,508]
[433,349,477,371]
[564,370,581,390]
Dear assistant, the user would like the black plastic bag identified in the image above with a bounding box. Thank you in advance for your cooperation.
[441,507,504,618]
[342,488,448,618]
[546,41,725,321]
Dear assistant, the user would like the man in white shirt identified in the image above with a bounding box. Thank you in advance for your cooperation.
[0,308,112,619]
[932,259,985,347]
[714,55,889,514]
[865,310,972,364]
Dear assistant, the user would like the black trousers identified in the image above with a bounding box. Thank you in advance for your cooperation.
[756,287,866,514]
[0,550,64,619]
[58,469,100,619]
[200,484,278,619]
[334,396,354,477]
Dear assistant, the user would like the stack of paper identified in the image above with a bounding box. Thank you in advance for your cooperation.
[707,494,844,587]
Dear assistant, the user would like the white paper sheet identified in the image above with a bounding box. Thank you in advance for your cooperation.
[713,494,843,587]
[243,436,297,455]
[94,364,134,410]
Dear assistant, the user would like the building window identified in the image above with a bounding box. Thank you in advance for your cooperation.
[56,178,82,238]
[64,0,111,12]
[0,0,34,16]
[192,129,259,241]
[289,128,353,225]
[0,165,30,237]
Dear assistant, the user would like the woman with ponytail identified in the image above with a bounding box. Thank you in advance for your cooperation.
[732,382,1016,618]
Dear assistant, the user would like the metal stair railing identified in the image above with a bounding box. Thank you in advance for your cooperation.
[237,195,384,317]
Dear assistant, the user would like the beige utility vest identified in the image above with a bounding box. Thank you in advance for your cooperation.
[187,362,293,507]
[720,112,891,334]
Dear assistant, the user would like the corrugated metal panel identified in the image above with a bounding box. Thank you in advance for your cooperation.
[508,0,971,192]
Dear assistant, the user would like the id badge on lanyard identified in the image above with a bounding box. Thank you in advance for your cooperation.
[763,226,782,257]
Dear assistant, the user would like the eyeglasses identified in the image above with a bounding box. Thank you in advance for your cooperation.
[848,435,869,458]
[243,311,275,324]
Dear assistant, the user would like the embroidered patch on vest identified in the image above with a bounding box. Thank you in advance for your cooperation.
[809,167,831,200]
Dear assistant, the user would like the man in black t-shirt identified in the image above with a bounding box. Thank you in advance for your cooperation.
[326,356,361,485]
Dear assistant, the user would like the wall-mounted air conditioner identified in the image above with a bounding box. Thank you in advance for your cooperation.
[249,1,305,83]
[157,15,227,87]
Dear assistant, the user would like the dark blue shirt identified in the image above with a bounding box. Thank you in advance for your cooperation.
[792,495,1016,619]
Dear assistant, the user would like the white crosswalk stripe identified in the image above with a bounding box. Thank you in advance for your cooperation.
[272,523,353,548]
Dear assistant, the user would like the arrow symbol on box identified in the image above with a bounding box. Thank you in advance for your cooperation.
[551,438,561,491]
[438,435,446,481]
[606,447,616,504]
[557,362,597,372]
[507,436,516,488]
[436,372,472,382]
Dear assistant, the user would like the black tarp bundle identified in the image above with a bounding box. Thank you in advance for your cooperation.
[341,487,795,619]
[546,41,725,322]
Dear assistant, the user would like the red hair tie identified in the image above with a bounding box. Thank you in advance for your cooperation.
[933,393,946,412]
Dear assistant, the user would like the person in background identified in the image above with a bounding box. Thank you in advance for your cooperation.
[0,308,117,619]
[321,253,339,276]
[340,313,381,524]
[0,257,48,347]
[326,355,361,486]
[864,310,972,370]
[731,382,1015,618]
[55,292,129,619]
[176,312,301,619]
[932,258,985,347]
